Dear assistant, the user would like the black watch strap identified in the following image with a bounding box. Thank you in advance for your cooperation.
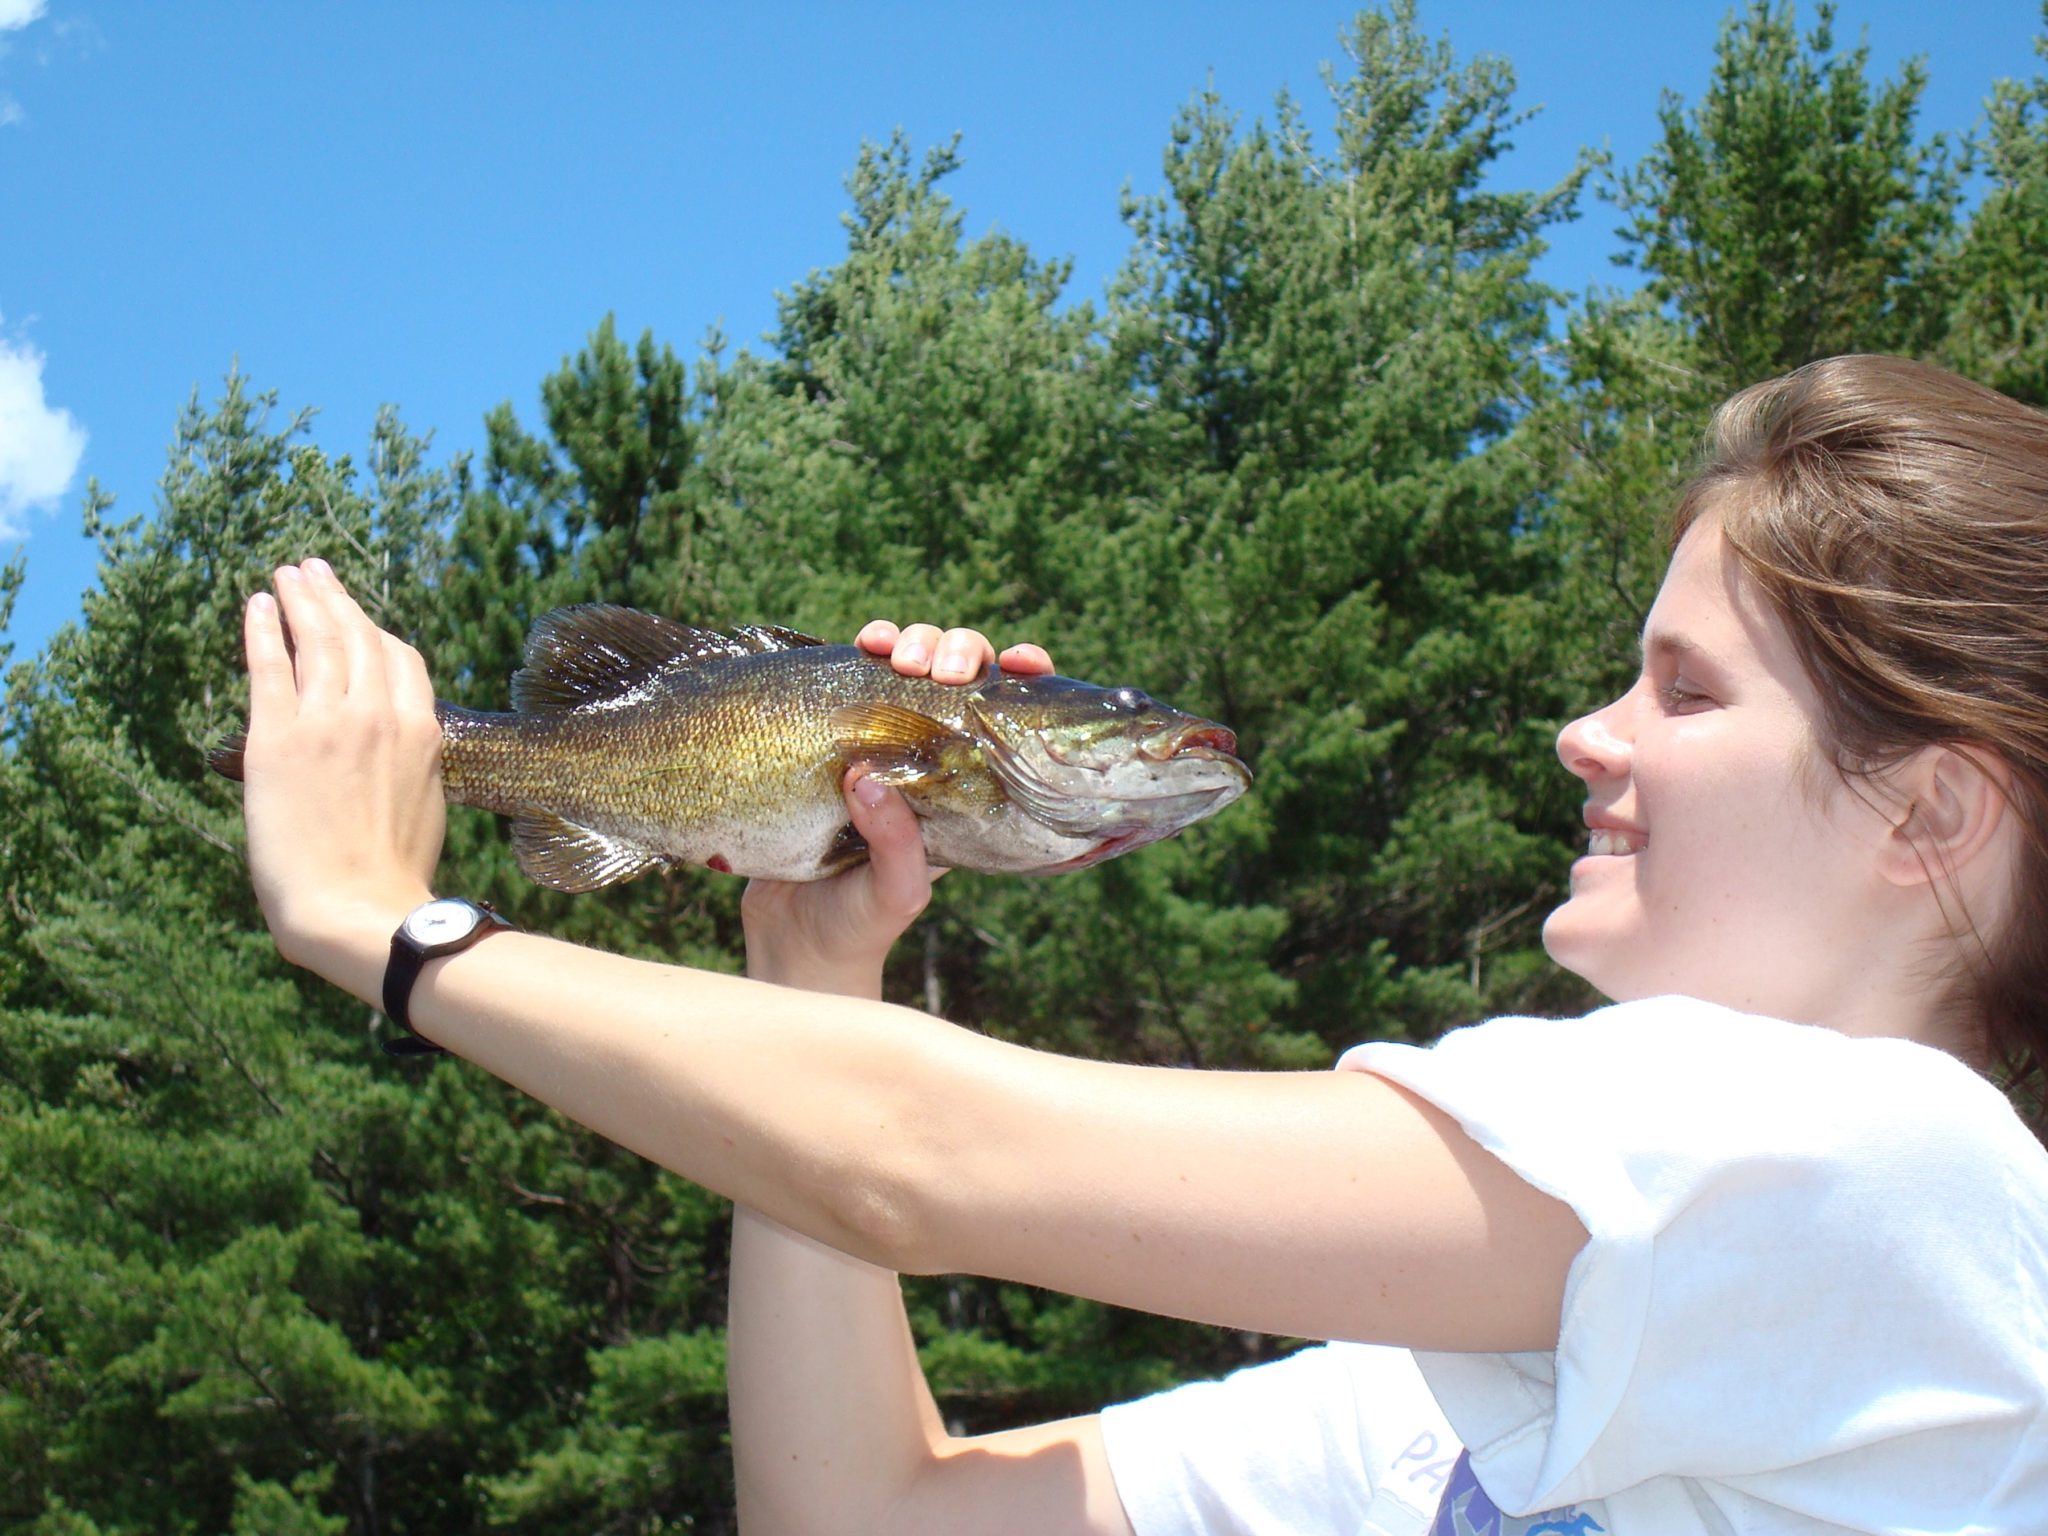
[382,898,514,1057]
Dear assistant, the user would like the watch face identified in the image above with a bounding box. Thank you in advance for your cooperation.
[404,898,477,945]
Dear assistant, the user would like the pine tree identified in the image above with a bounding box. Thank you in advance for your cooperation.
[1539,0,1969,697]
[1612,0,1962,388]
[1939,6,2048,406]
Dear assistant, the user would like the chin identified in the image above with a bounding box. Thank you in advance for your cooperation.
[1539,902,1593,975]
[1540,906,1640,1002]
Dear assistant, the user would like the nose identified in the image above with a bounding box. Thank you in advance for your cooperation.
[1556,689,1632,782]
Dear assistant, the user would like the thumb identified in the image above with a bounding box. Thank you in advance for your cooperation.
[844,770,934,923]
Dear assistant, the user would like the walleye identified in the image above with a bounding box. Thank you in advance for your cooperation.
[210,604,1250,891]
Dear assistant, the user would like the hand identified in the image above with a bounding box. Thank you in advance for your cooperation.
[742,621,1054,995]
[742,768,936,994]
[239,558,442,993]
[853,620,1052,684]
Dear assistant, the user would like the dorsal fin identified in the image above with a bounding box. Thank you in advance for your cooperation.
[730,623,829,653]
[510,606,824,714]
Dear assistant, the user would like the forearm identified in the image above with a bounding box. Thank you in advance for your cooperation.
[726,951,950,1535]
[729,1199,1135,1536]
[305,899,1579,1353]
[312,912,968,1265]
[729,1207,947,1533]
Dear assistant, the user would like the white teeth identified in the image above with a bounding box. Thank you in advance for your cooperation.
[1586,829,1643,857]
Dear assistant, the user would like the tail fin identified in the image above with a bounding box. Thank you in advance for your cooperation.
[206,701,461,783]
[208,729,247,782]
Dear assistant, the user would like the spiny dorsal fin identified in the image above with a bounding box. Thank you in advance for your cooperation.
[731,623,829,653]
[511,606,826,714]
[511,809,666,892]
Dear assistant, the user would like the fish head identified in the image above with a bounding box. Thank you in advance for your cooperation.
[964,673,1251,869]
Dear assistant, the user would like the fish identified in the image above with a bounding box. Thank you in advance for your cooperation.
[209,604,1251,891]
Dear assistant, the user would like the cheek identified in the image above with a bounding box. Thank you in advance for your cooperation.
[1643,733,1853,895]
[1632,732,1784,871]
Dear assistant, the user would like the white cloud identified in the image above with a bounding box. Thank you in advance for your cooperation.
[0,1,47,32]
[0,94,20,126]
[0,335,86,538]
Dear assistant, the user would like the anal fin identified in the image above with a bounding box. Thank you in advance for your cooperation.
[511,810,666,893]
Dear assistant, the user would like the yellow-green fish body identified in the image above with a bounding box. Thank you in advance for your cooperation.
[216,605,1250,892]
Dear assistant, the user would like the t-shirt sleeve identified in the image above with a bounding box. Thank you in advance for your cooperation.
[1339,997,2048,1516]
[1098,1341,1458,1536]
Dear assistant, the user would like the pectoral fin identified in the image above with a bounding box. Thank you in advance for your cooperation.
[829,703,974,790]
[511,810,665,892]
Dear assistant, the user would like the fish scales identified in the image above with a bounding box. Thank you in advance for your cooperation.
[437,647,1004,881]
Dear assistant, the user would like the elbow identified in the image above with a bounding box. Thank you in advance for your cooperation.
[822,1172,925,1274]
[803,1082,960,1277]
[778,1010,1006,1277]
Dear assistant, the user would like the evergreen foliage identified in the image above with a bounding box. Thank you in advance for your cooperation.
[1,5,2040,1528]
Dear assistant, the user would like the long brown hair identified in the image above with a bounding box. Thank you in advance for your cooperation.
[1670,355,2048,1127]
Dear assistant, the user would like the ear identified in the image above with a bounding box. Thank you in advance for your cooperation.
[1876,744,2013,890]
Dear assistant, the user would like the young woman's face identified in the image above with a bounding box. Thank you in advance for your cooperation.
[1541,515,1899,1023]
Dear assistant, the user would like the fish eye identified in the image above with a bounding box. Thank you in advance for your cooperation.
[1110,687,1145,711]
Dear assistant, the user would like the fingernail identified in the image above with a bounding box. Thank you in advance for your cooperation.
[249,593,275,617]
[306,557,332,580]
[853,776,887,808]
[277,566,302,584]
[899,643,928,668]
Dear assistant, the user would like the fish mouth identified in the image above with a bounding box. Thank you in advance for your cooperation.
[1141,723,1239,763]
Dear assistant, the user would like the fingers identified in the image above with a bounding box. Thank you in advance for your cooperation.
[381,628,443,775]
[273,565,345,703]
[998,642,1054,675]
[381,629,434,720]
[265,558,411,705]
[892,623,945,676]
[932,628,996,684]
[245,591,297,723]
[317,561,390,700]
[855,620,901,656]
[854,620,1007,683]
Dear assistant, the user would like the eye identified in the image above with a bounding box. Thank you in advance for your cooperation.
[1109,687,1145,712]
[1658,683,1713,712]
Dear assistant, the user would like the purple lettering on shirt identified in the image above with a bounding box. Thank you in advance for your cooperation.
[1393,1430,1458,1493]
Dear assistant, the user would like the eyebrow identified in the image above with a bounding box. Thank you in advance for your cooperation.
[1637,629,1718,669]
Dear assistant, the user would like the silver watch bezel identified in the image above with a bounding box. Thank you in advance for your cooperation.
[400,896,489,949]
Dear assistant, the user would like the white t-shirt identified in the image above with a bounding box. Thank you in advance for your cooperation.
[1099,997,2048,1534]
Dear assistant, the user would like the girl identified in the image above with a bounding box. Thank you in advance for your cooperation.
[237,355,2048,1533]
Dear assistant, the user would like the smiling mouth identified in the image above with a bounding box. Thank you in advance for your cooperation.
[1586,829,1647,857]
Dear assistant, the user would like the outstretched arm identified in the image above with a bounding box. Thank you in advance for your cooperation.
[239,562,1585,1350]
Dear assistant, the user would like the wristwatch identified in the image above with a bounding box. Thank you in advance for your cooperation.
[381,896,514,1056]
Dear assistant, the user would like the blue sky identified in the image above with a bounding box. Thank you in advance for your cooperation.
[1,2,2039,661]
